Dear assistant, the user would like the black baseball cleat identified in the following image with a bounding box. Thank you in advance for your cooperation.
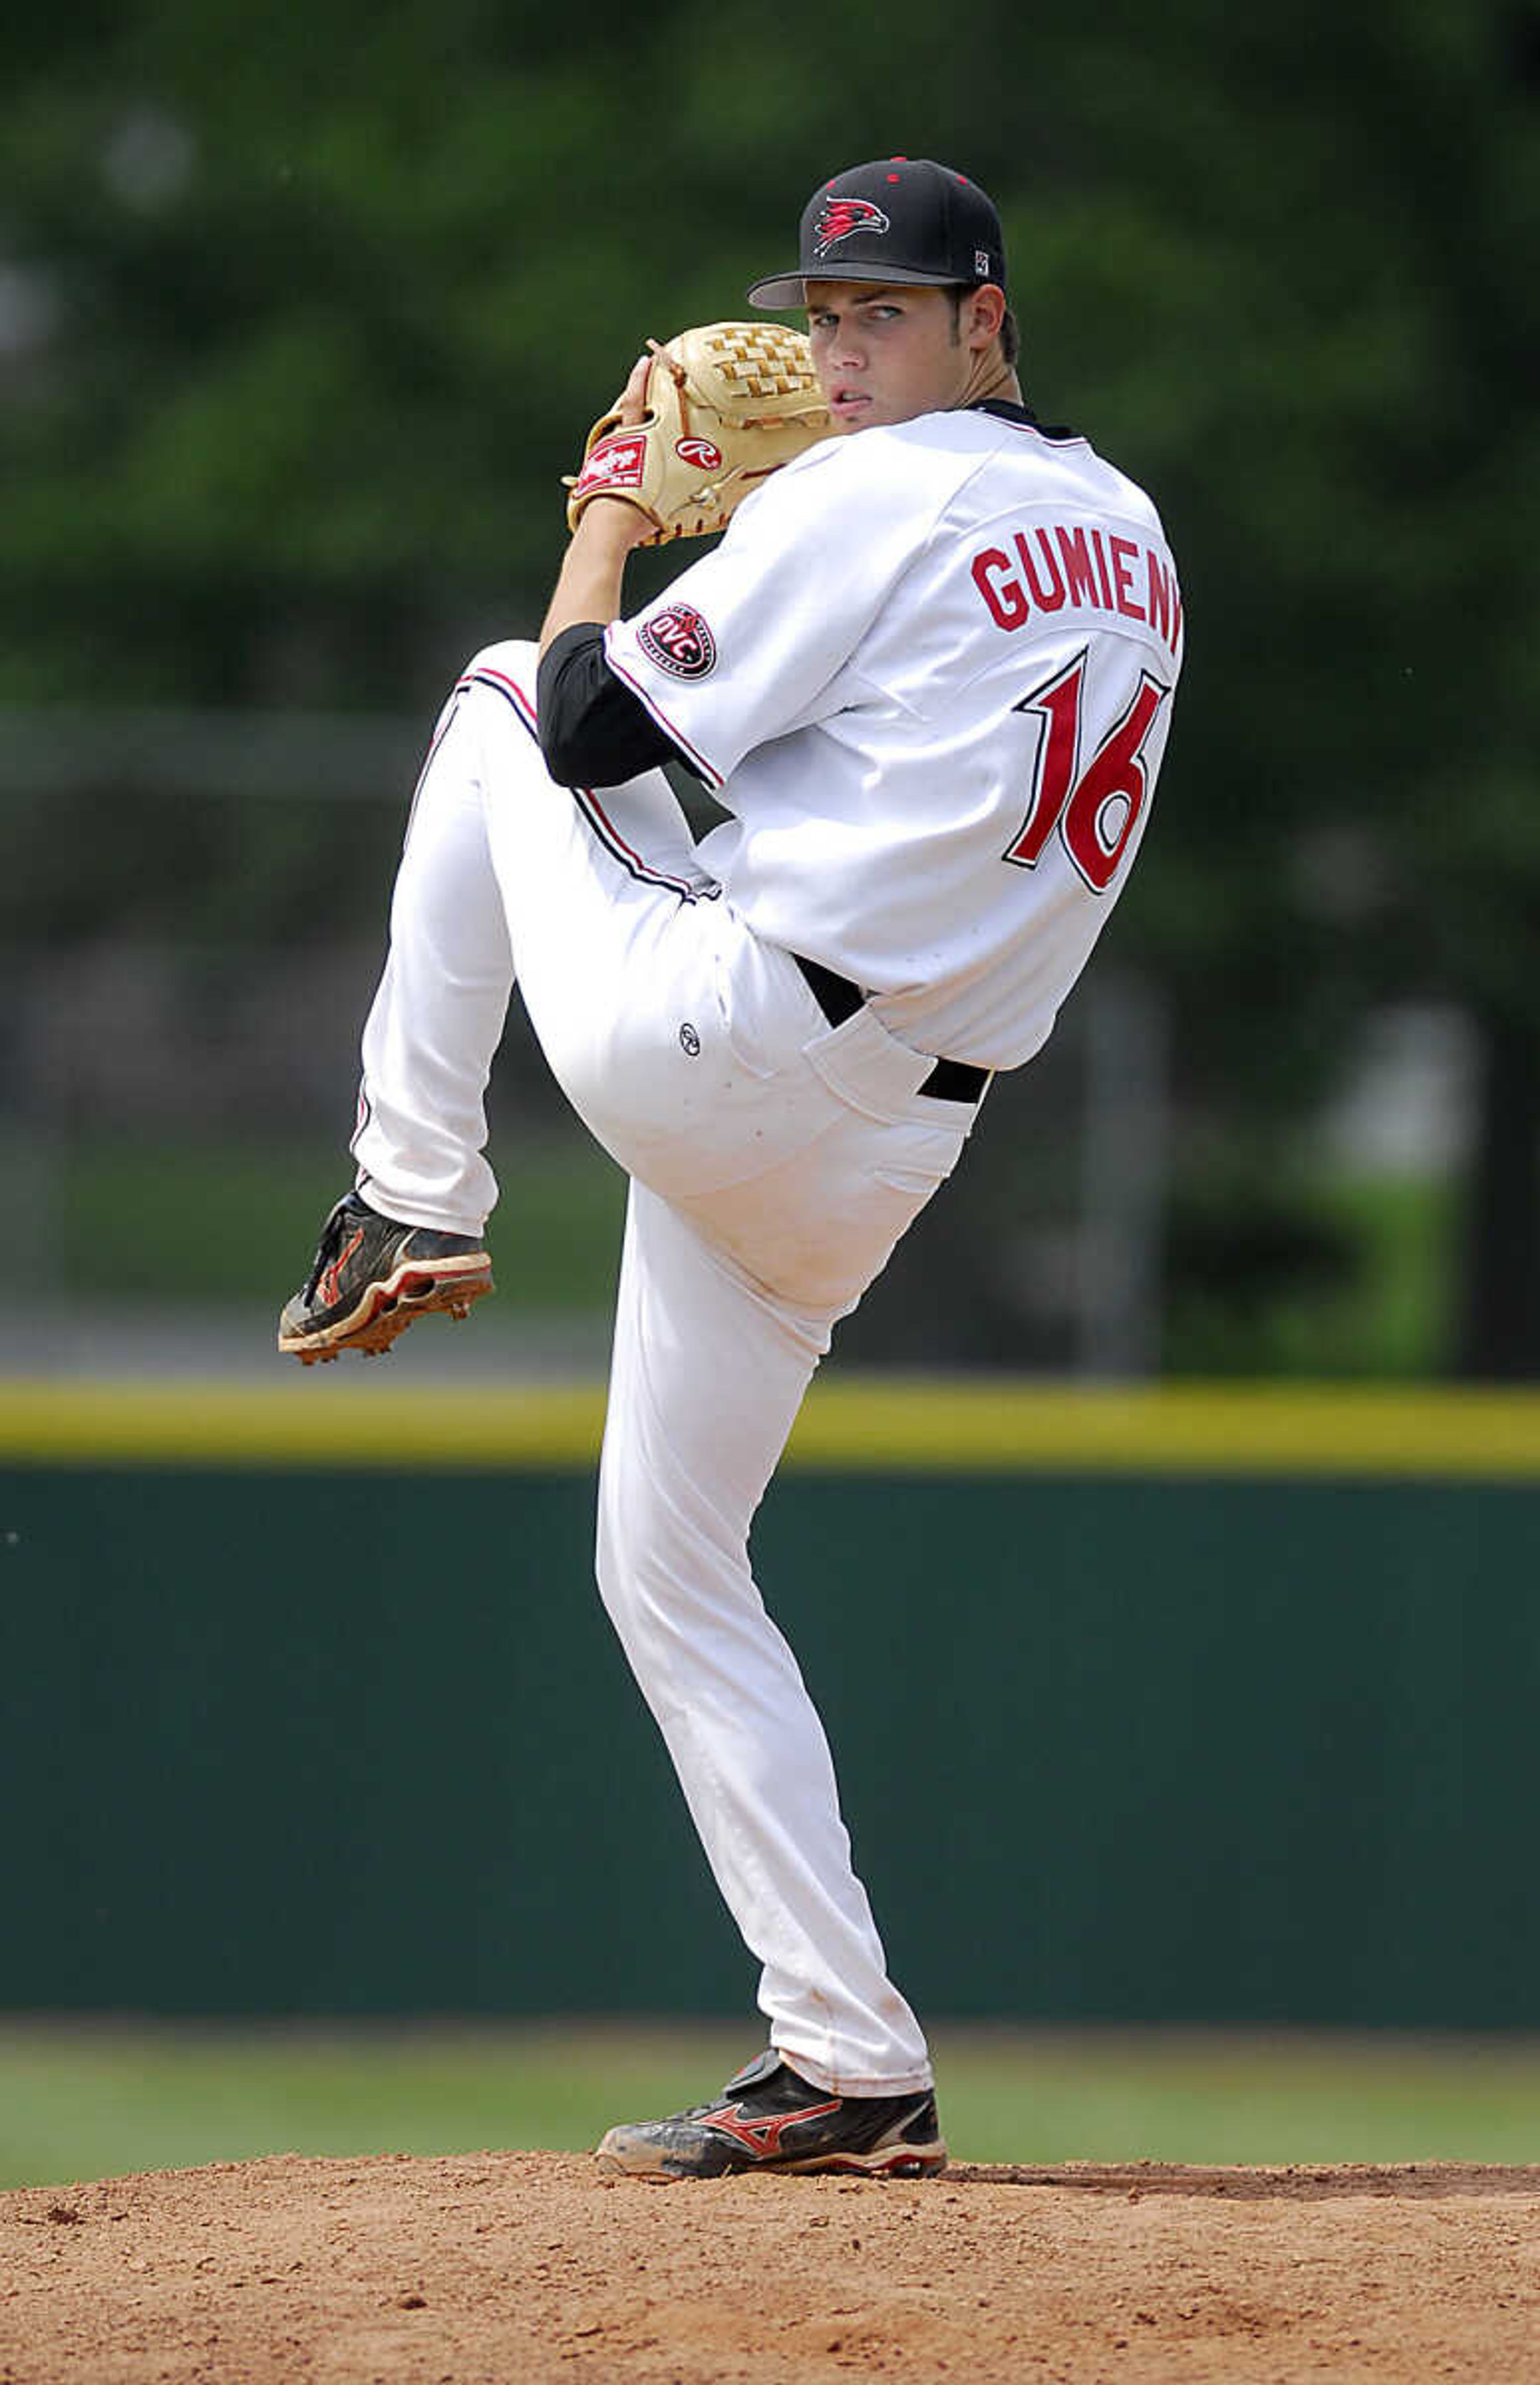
[593,2050,947,2180]
[278,1190,493,1364]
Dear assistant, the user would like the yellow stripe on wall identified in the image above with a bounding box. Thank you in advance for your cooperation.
[0,1380,606,1470]
[2,1377,1540,1478]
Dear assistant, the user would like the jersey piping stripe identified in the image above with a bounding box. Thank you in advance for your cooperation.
[600,640,725,791]
[402,694,462,844]
[457,663,709,903]
[571,785,717,904]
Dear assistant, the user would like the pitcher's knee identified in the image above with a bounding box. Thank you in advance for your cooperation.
[463,636,539,681]
[596,1495,747,1656]
[594,1530,674,1682]
[456,639,541,719]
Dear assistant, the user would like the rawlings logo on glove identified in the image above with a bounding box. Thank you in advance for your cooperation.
[565,323,835,545]
[571,432,649,498]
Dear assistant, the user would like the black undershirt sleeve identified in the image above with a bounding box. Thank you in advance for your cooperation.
[536,623,700,787]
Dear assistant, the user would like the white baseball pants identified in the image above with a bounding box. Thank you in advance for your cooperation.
[351,641,982,2094]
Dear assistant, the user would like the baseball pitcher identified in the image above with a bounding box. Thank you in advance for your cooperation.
[278,158,1183,2178]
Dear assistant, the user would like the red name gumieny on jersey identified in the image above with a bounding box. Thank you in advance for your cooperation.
[971,521,1182,661]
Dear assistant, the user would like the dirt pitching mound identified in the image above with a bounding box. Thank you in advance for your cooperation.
[4,2151,1537,2382]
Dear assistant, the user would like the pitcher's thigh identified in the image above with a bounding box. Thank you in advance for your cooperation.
[675,1099,969,1318]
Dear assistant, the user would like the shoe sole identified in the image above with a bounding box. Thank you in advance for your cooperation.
[279,1253,494,1364]
[593,2132,947,2181]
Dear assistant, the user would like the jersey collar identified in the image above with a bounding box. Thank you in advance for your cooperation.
[972,396,1080,441]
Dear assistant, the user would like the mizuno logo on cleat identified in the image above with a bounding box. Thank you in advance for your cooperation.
[700,2095,841,2157]
[317,1227,364,1310]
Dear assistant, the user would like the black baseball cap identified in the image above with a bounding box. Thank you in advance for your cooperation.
[747,157,1007,310]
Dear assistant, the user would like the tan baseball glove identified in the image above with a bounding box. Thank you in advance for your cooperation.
[564,322,833,545]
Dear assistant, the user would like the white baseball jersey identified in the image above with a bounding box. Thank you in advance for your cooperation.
[605,406,1183,1072]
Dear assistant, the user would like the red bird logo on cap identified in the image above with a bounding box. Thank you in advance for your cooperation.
[813,196,891,257]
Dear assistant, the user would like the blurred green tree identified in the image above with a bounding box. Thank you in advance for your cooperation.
[3,0,1536,1369]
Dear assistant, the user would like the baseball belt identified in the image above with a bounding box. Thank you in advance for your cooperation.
[791,954,990,1105]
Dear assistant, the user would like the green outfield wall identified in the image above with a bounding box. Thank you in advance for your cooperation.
[3,1380,1538,2028]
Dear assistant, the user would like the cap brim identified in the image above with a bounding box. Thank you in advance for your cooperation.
[745,272,811,310]
[747,262,986,310]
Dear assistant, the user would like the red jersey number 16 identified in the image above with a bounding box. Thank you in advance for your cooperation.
[1005,651,1169,894]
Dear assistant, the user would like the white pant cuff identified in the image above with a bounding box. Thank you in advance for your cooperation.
[772,2042,934,2098]
[353,1176,488,1241]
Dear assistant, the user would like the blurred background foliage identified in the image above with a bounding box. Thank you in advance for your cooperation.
[4,0,1538,1375]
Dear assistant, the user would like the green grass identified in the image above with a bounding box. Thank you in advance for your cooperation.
[1167,1173,1457,1378]
[45,1129,1460,1385]
[57,1135,626,1310]
[1264,1175,1457,1378]
[54,1137,1459,1379]
[2,2022,1536,2192]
